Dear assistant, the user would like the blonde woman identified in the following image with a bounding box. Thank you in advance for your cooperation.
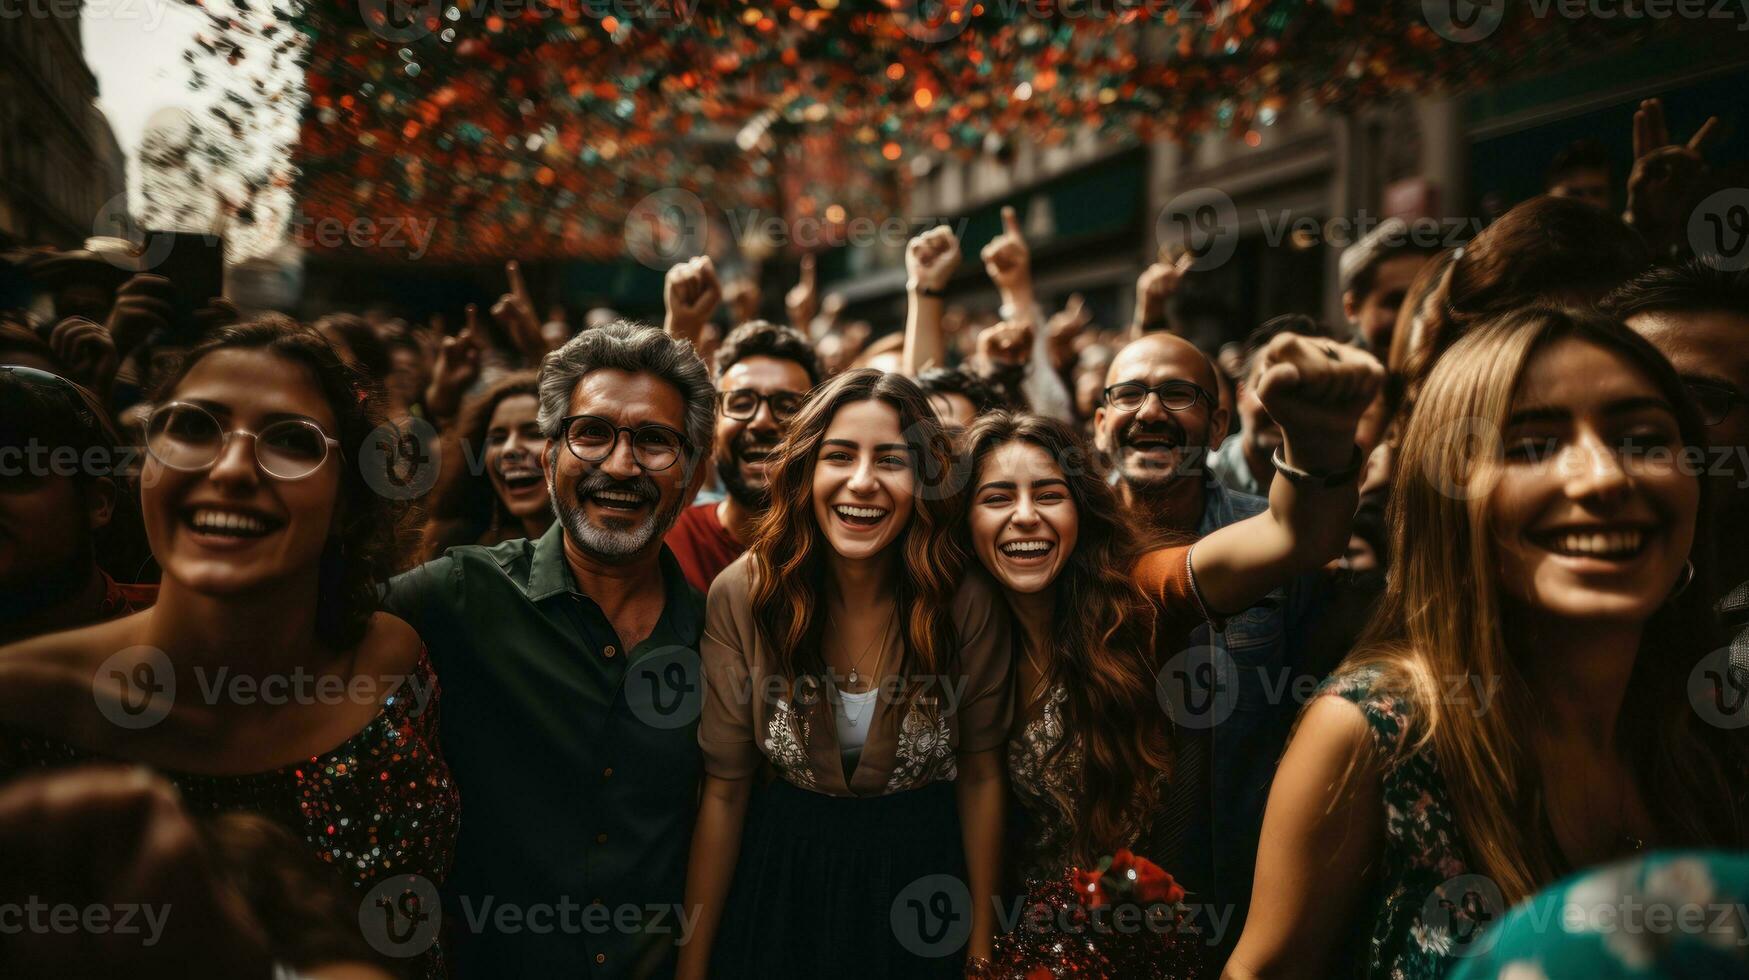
[1226,308,1747,980]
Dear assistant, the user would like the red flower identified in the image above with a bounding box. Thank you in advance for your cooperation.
[1132,860,1186,907]
[1072,867,1109,909]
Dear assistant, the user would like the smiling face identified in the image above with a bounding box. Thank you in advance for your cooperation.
[142,349,342,597]
[809,398,916,563]
[1093,335,1226,489]
[969,441,1079,595]
[546,368,696,562]
[484,393,547,521]
[715,355,812,510]
[1489,336,1699,625]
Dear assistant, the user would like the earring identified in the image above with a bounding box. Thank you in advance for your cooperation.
[1671,559,1696,598]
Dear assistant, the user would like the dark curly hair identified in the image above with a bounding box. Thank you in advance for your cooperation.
[713,319,824,387]
[957,411,1175,869]
[150,319,413,650]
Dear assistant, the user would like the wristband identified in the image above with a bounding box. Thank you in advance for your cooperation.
[918,285,947,299]
[1271,444,1363,488]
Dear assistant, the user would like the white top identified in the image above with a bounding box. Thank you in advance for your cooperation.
[833,686,881,763]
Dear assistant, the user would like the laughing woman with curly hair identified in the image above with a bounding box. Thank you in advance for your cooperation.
[680,368,1012,980]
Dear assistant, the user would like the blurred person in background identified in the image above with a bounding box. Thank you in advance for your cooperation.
[420,371,552,561]
[0,367,152,644]
[1337,217,1443,356]
[1604,258,1749,662]
[1545,137,1614,210]
[918,365,1003,432]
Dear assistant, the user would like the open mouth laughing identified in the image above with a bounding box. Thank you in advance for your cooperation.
[1528,524,1652,564]
[832,503,889,529]
[997,538,1056,565]
[181,505,286,543]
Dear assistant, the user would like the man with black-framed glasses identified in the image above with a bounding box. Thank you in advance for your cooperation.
[1605,258,1749,666]
[665,320,823,593]
[384,320,717,978]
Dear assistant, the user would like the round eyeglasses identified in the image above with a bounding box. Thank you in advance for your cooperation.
[1685,380,1747,428]
[719,389,805,423]
[1102,380,1212,414]
[145,402,340,481]
[559,414,690,471]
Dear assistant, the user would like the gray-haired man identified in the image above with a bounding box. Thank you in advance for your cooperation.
[385,320,715,979]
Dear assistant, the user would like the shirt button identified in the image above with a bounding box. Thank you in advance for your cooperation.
[596,832,608,844]
[595,953,606,965]
[603,767,614,779]
[603,645,617,658]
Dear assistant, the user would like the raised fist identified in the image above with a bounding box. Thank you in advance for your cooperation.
[906,226,961,294]
[1254,335,1384,472]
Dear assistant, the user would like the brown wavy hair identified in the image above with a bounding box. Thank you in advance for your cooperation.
[419,370,542,561]
[748,368,966,700]
[150,319,414,650]
[960,411,1175,867]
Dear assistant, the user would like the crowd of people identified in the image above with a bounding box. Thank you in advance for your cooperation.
[1,96,1748,979]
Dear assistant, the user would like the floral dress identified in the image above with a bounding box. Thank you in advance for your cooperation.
[1320,666,1486,979]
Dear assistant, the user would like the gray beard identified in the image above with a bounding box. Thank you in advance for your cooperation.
[549,479,686,562]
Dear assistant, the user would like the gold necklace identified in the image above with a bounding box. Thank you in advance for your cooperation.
[839,604,896,688]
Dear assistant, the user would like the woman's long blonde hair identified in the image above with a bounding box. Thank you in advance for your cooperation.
[1345,307,1745,904]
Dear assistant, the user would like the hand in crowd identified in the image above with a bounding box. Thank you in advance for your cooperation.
[0,767,274,979]
[490,260,546,360]
[104,273,175,354]
[48,316,119,395]
[1045,292,1091,372]
[664,255,723,345]
[723,275,761,324]
[425,303,484,421]
[1253,335,1385,471]
[975,318,1033,370]
[1130,250,1194,337]
[980,205,1033,307]
[785,254,819,331]
[1625,98,1720,254]
[906,225,961,294]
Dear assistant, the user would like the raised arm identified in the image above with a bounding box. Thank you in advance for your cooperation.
[1129,252,1193,340]
[663,255,723,351]
[901,226,961,375]
[1190,336,1383,615]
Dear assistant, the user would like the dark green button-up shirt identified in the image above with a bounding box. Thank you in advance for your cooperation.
[384,522,705,979]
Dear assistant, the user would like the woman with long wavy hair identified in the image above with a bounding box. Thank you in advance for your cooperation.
[418,370,552,560]
[954,334,1385,971]
[0,320,456,978]
[1228,308,1749,980]
[682,368,1011,979]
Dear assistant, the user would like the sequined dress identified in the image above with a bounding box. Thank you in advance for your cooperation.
[0,650,458,978]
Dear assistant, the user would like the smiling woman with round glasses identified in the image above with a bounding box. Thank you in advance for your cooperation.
[0,320,457,978]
